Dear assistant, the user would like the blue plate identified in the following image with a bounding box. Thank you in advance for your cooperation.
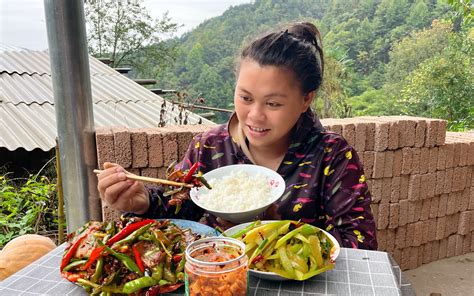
[164,219,220,237]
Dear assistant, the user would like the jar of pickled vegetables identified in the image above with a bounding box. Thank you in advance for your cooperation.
[185,237,248,296]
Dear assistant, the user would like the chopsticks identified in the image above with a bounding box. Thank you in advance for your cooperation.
[93,169,193,188]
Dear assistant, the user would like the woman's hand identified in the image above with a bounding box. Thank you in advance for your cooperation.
[97,162,149,214]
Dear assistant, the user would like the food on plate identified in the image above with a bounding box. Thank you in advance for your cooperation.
[227,220,337,281]
[60,217,202,295]
[196,169,273,212]
[164,162,211,213]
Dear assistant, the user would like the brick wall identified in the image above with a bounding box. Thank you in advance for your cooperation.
[96,116,474,270]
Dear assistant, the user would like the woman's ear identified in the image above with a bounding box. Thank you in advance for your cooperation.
[302,91,315,112]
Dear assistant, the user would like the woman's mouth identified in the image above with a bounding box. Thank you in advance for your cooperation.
[248,125,270,135]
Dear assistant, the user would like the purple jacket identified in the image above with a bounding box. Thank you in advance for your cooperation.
[143,110,377,250]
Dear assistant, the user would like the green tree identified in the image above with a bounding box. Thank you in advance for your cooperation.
[85,0,178,74]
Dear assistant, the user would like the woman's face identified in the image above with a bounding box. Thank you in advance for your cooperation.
[234,58,313,151]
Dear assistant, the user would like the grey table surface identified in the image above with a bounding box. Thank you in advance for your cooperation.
[0,245,415,296]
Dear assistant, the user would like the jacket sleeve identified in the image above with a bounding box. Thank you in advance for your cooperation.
[321,139,378,250]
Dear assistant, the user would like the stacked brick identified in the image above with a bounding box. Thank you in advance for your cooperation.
[320,116,474,270]
[95,124,214,221]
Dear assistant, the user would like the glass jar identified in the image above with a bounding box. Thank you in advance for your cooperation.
[185,237,248,296]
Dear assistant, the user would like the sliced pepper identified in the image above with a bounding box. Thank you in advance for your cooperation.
[122,276,157,294]
[183,162,199,183]
[60,231,89,271]
[132,245,145,273]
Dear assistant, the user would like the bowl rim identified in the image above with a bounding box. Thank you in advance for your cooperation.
[189,164,285,214]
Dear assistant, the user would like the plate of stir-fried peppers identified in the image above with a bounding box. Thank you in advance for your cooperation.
[60,217,216,295]
[223,220,339,281]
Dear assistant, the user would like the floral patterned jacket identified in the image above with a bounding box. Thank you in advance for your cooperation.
[142,110,377,250]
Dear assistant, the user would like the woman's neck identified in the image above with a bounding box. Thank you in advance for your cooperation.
[248,137,289,171]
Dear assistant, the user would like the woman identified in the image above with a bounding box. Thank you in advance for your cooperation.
[98,22,377,250]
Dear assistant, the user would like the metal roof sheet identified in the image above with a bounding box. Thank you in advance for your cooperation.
[1,46,214,152]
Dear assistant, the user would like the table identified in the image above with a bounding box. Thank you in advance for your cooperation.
[0,245,415,296]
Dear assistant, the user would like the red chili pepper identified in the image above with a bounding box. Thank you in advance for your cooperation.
[83,219,155,270]
[172,254,182,264]
[183,162,199,183]
[60,231,89,271]
[251,254,264,265]
[146,283,184,295]
[132,245,145,273]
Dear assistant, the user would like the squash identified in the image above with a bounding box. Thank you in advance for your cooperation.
[0,234,56,280]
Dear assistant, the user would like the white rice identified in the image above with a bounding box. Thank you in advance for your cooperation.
[197,169,273,212]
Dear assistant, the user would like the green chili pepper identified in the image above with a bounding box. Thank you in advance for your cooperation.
[112,223,153,247]
[99,241,143,275]
[196,175,212,189]
[91,257,104,283]
[228,221,259,239]
[151,263,164,280]
[274,224,315,249]
[62,259,87,272]
[122,276,157,294]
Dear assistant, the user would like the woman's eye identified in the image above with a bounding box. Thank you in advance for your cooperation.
[267,102,282,108]
[240,96,252,102]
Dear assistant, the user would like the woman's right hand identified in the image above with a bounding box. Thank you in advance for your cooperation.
[97,162,150,214]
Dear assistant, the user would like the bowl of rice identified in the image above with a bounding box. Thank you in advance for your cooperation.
[189,164,285,223]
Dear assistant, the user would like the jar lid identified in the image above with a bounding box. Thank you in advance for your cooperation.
[185,236,246,267]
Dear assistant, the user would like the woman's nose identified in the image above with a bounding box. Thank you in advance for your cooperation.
[248,104,265,121]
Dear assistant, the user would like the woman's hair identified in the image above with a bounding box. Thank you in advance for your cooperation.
[238,22,324,94]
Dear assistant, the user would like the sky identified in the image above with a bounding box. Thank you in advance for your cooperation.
[0,0,253,51]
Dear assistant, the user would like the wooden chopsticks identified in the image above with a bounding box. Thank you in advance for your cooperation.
[93,169,193,188]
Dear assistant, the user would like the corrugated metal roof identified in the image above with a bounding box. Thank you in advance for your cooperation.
[1,46,214,152]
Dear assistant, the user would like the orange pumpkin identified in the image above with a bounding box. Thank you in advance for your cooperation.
[0,234,56,280]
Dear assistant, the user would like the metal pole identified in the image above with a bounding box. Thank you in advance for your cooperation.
[44,0,102,231]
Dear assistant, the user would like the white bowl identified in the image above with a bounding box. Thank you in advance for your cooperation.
[223,220,341,281]
[189,164,285,223]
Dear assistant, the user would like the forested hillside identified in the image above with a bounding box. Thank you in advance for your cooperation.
[140,0,472,129]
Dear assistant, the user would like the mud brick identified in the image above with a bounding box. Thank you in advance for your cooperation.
[101,205,122,223]
[430,196,440,219]
[401,247,411,270]
[409,247,420,269]
[377,229,387,251]
[370,204,379,223]
[438,238,448,259]
[459,142,469,166]
[395,226,407,249]
[446,213,460,236]
[161,131,178,166]
[466,167,472,188]
[431,240,440,262]
[452,142,462,167]
[401,148,413,175]
[447,235,457,258]
[392,249,402,267]
[96,127,115,168]
[131,130,148,168]
[436,216,446,240]
[428,147,438,173]
[415,200,423,222]
[421,199,431,221]
[127,168,140,175]
[469,142,474,166]
[354,122,366,152]
[444,144,454,169]
[425,119,439,148]
[462,232,472,254]
[413,119,426,148]
[392,149,403,177]
[173,128,194,161]
[413,222,423,246]
[461,188,470,212]
[437,120,447,146]
[438,194,448,217]
[458,211,472,235]
[428,218,437,242]
[422,220,431,244]
[371,179,383,203]
[391,176,401,203]
[377,203,390,229]
[455,234,464,256]
[407,201,418,223]
[472,232,474,252]
[330,124,343,135]
[452,167,466,192]
[147,130,164,167]
[399,199,409,226]
[408,175,421,201]
[342,122,356,147]
[422,243,432,264]
[383,151,394,178]
[455,191,463,213]
[364,122,376,151]
[396,119,407,147]
[427,173,436,198]
[446,192,457,216]
[388,121,400,150]
[443,168,453,194]
[112,127,132,168]
[140,168,158,178]
[373,152,385,178]
[406,223,416,247]
[157,167,167,179]
[419,174,429,200]
[386,229,396,252]
[363,151,375,178]
[400,175,410,200]
[389,203,400,229]
[436,145,447,171]
[374,121,389,151]
[469,187,474,210]
[411,148,421,175]
[382,178,392,203]
[435,170,446,196]
[419,147,430,174]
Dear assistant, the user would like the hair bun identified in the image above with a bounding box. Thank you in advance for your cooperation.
[288,22,324,75]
